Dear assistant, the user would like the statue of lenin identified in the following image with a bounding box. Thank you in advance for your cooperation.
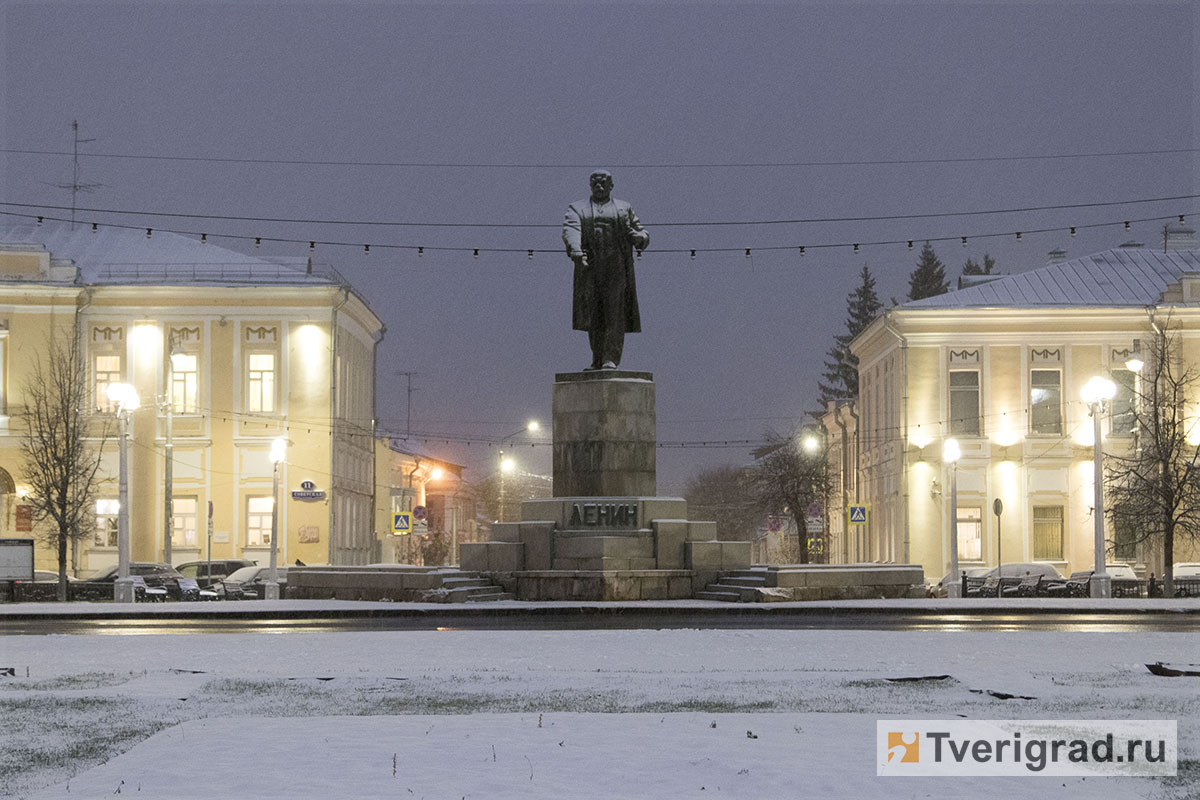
[562,171,650,370]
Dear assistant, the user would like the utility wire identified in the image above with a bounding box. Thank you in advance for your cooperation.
[3,146,1197,169]
[1,194,1196,229]
[0,207,1189,256]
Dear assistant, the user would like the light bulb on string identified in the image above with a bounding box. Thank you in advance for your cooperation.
[92,223,97,233]
[309,241,315,252]
[745,248,751,259]
[799,246,805,256]
[690,249,696,260]
[1124,221,1131,231]
[36,216,42,226]
[527,250,533,260]
[1016,232,1022,242]
[255,237,262,248]
[364,244,370,255]
[961,236,967,248]
[907,241,914,250]
[418,247,424,258]
[853,243,859,254]
[473,248,479,260]
[201,233,207,244]
[146,228,152,239]
[1070,227,1076,237]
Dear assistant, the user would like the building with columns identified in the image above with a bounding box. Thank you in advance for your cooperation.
[849,225,1199,581]
[0,223,383,573]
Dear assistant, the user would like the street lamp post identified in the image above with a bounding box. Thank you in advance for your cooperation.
[107,383,140,603]
[943,438,962,598]
[265,436,288,601]
[498,420,538,523]
[1082,376,1117,599]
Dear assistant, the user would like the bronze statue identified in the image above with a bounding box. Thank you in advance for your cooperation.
[562,171,650,370]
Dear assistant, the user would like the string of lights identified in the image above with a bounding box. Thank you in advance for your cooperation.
[2,193,1196,228]
[0,207,1191,260]
[3,145,1197,169]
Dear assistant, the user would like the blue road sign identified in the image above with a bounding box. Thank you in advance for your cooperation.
[848,505,869,525]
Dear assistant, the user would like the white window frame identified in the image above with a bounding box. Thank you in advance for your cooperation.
[171,497,199,547]
[956,505,983,562]
[246,352,277,413]
[94,353,123,413]
[170,352,200,414]
[1030,369,1062,435]
[246,495,274,546]
[94,498,119,547]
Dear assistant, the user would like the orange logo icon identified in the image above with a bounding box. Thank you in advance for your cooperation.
[887,732,919,763]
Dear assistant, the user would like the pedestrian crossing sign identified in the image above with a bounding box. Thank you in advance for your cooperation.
[848,505,869,525]
[393,512,412,534]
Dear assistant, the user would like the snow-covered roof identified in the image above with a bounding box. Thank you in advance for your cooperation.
[904,247,1200,309]
[0,222,347,288]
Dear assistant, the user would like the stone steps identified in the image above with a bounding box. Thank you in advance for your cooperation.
[695,589,742,602]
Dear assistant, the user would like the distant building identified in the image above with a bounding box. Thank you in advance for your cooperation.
[374,438,465,565]
[0,223,383,572]
[849,226,1200,579]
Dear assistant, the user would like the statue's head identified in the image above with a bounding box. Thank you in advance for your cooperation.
[589,171,613,201]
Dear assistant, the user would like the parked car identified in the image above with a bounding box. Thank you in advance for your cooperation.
[213,565,288,600]
[929,567,990,597]
[1106,562,1138,581]
[1173,563,1200,579]
[175,559,256,589]
[31,570,79,582]
[963,563,1065,597]
[83,562,201,601]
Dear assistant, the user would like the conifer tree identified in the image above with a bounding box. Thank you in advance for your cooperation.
[819,265,883,404]
[962,253,996,276]
[908,242,950,300]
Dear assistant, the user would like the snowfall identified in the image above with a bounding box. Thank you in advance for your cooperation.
[1,600,1197,799]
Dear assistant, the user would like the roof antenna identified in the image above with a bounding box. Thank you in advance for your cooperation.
[51,121,103,229]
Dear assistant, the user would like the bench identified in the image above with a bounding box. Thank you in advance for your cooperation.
[1046,571,1091,598]
[1001,574,1042,598]
[966,576,1000,598]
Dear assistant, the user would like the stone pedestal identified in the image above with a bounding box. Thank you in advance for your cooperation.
[552,370,655,497]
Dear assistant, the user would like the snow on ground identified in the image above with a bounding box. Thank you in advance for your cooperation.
[1,618,1198,799]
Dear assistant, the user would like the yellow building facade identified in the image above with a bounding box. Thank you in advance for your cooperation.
[0,224,382,573]
[850,234,1200,581]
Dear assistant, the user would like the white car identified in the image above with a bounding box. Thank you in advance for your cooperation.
[930,567,990,597]
[1172,563,1200,579]
[1106,562,1138,580]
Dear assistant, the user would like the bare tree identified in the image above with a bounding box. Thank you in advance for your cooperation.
[683,465,758,542]
[1105,325,1200,596]
[19,331,109,600]
[748,428,831,564]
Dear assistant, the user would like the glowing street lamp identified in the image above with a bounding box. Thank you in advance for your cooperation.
[943,437,962,598]
[1081,376,1117,599]
[265,436,288,601]
[498,421,538,523]
[106,382,140,603]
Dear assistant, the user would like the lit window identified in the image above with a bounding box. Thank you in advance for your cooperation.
[1111,368,1136,438]
[171,497,198,547]
[171,353,199,414]
[94,498,119,547]
[1030,370,1062,434]
[94,355,123,412]
[956,506,982,561]
[247,353,276,413]
[949,371,980,436]
[1033,505,1064,560]
[246,496,274,546]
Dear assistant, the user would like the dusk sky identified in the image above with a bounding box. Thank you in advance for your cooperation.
[1,1,1196,493]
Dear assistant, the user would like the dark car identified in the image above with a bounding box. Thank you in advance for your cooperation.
[84,562,201,601]
[175,559,256,589]
[213,565,288,600]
